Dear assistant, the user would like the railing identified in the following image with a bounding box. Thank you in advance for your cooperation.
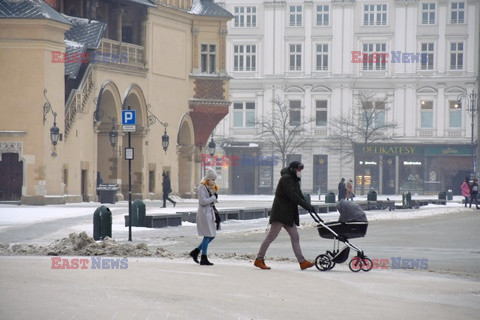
[444,129,465,138]
[417,129,435,138]
[64,64,95,139]
[99,38,145,67]
[314,128,328,136]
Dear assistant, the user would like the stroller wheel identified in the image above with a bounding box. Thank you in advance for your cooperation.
[315,254,331,271]
[328,262,336,270]
[349,257,362,272]
[361,258,373,272]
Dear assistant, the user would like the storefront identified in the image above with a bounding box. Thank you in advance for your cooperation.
[354,143,473,195]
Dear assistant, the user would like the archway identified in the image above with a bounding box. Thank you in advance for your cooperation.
[177,113,196,197]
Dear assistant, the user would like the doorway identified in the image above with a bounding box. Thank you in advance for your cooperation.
[0,153,23,201]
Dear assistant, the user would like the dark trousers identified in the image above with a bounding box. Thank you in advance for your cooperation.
[162,194,176,207]
[469,194,478,208]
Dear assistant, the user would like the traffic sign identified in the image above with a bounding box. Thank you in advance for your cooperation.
[122,110,136,125]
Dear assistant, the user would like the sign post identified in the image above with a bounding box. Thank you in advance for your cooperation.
[122,107,136,241]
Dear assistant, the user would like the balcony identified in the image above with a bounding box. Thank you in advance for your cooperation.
[98,38,145,68]
[444,129,465,138]
[417,129,435,138]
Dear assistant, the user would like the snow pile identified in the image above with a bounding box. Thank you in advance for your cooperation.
[0,232,175,258]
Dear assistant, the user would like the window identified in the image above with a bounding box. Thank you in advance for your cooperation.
[450,42,464,70]
[451,2,465,24]
[234,45,256,71]
[449,101,462,128]
[420,100,433,128]
[316,100,328,127]
[201,44,216,74]
[362,43,387,71]
[421,3,435,24]
[289,44,302,71]
[233,102,255,127]
[363,4,387,26]
[289,5,302,27]
[362,101,385,128]
[289,100,301,126]
[315,44,329,71]
[234,6,257,28]
[316,5,329,26]
[420,42,434,70]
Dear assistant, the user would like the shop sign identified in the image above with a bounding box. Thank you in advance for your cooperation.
[357,144,423,155]
[424,146,473,156]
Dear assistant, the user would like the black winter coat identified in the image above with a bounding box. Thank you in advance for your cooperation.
[270,168,312,227]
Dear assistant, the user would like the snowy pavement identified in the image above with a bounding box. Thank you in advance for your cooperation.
[0,195,480,319]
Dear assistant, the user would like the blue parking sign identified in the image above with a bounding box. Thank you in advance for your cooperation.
[122,110,136,125]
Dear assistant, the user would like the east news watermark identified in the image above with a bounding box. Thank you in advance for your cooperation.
[201,154,279,167]
[51,51,128,64]
[353,257,429,270]
[51,257,128,269]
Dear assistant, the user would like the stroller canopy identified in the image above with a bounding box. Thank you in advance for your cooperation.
[336,200,368,223]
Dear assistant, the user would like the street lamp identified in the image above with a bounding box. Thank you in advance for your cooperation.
[162,127,169,152]
[43,89,61,156]
[109,118,118,148]
[147,104,169,154]
[457,90,478,173]
[207,137,216,156]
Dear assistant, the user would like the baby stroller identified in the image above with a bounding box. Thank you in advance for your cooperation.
[309,200,373,272]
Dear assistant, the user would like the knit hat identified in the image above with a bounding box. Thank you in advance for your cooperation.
[203,169,218,181]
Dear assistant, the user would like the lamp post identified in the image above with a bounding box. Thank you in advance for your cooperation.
[457,90,478,174]
[207,137,216,156]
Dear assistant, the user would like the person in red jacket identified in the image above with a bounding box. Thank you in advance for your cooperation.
[461,176,470,208]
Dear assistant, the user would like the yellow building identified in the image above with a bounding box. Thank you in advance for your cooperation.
[0,0,232,204]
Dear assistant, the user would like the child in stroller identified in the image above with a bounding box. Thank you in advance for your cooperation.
[309,200,372,272]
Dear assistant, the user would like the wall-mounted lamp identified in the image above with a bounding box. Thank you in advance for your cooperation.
[109,118,118,148]
[147,104,170,154]
[43,89,61,156]
[208,137,216,156]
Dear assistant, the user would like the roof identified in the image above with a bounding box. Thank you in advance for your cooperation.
[189,0,233,19]
[62,15,106,79]
[63,14,106,50]
[64,39,86,79]
[0,0,70,24]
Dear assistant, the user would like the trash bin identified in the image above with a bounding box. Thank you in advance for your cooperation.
[303,193,311,205]
[325,192,336,203]
[446,189,453,201]
[131,199,146,227]
[402,191,412,208]
[438,191,446,200]
[367,190,377,201]
[97,184,119,204]
[93,205,112,240]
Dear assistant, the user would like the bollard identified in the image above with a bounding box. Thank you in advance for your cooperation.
[325,192,336,203]
[131,199,146,227]
[303,192,311,205]
[93,205,112,240]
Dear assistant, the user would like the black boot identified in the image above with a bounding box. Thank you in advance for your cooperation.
[200,255,214,266]
[189,248,200,264]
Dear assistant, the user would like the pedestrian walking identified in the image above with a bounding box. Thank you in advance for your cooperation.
[254,161,316,270]
[338,178,346,201]
[162,172,176,208]
[469,178,479,209]
[346,178,355,201]
[461,176,470,207]
[189,169,219,266]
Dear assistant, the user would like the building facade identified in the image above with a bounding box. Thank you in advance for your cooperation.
[213,0,479,195]
[0,0,233,204]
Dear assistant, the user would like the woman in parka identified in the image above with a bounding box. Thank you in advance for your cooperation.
[189,169,219,266]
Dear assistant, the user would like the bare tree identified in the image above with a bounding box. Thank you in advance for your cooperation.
[255,97,316,167]
[327,90,399,193]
